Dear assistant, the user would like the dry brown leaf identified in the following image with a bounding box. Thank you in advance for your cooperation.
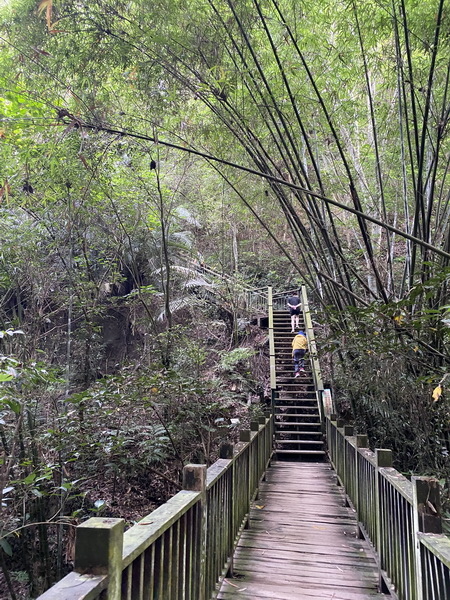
[37,0,53,31]
[432,385,442,402]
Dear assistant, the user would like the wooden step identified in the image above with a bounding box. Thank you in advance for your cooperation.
[275,399,318,404]
[276,383,315,386]
[276,409,319,415]
[275,405,319,410]
[274,449,326,455]
[276,433,322,437]
[275,422,322,427]
[276,399,317,404]
[275,430,323,436]
[275,438,323,444]
[275,415,321,421]
[277,394,316,399]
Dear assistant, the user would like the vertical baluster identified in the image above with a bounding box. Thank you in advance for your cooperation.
[177,512,186,600]
[143,545,154,600]
[171,519,179,600]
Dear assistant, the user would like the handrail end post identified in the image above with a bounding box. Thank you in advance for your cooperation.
[74,517,125,600]
[182,464,207,492]
[219,442,234,459]
[375,449,393,468]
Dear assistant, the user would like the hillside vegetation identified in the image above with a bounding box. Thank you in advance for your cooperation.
[0,0,449,597]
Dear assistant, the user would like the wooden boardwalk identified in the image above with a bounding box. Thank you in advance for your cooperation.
[218,461,390,600]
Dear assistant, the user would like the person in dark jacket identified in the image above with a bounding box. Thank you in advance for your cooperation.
[287,294,301,332]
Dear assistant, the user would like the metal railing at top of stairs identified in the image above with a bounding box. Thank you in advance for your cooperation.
[271,288,301,311]
[178,256,269,316]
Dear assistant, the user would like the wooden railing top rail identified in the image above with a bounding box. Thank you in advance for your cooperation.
[380,467,414,504]
[38,571,108,600]
[358,446,377,466]
[122,490,199,569]
[206,458,233,488]
[418,533,450,567]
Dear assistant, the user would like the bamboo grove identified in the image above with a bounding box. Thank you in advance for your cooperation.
[1,0,449,472]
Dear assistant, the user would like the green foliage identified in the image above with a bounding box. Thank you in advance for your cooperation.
[219,347,254,372]
[1,0,450,594]
[320,290,450,476]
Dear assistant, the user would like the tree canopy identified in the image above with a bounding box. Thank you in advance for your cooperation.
[0,0,449,596]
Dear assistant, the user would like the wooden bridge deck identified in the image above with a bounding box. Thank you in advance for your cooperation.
[218,461,390,600]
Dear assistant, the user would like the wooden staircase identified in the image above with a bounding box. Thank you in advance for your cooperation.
[272,309,326,460]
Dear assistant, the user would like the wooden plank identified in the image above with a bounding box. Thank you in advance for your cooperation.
[36,572,108,600]
[218,462,387,599]
[221,570,379,592]
[219,580,390,599]
[232,556,380,578]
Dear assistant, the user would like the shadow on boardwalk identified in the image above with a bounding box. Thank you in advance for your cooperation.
[218,461,391,600]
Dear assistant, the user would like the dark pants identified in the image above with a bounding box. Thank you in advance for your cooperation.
[293,349,306,372]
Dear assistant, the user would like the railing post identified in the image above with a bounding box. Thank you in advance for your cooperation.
[183,464,207,600]
[219,442,234,459]
[375,449,392,592]
[412,476,442,600]
[258,416,266,479]
[335,419,344,483]
[342,426,353,493]
[327,414,335,467]
[219,443,235,579]
[74,517,125,600]
[239,430,251,442]
[264,409,273,465]
[239,429,251,529]
[250,421,260,497]
[355,434,368,521]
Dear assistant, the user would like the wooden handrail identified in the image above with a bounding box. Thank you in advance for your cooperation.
[268,286,276,392]
[326,416,450,600]
[36,415,274,600]
[301,285,325,424]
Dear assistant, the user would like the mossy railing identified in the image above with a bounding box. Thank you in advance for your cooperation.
[327,416,450,600]
[300,285,324,424]
[37,414,274,600]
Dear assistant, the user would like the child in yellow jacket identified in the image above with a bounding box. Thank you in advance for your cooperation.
[292,331,308,377]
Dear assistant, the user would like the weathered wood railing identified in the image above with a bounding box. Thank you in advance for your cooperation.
[327,416,450,600]
[38,414,274,600]
[301,285,324,424]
